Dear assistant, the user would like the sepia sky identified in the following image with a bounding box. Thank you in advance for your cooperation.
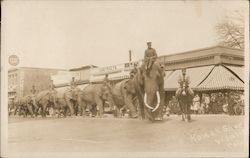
[2,1,247,69]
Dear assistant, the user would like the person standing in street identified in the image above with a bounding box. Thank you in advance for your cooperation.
[192,94,200,114]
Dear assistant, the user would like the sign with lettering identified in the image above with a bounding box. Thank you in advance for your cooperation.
[9,55,19,66]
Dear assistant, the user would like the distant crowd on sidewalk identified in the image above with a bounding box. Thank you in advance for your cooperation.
[166,91,244,115]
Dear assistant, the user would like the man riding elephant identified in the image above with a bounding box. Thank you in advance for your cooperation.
[144,42,157,70]
[130,45,165,121]
[122,43,165,121]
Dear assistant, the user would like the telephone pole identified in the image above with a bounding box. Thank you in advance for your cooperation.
[129,50,132,62]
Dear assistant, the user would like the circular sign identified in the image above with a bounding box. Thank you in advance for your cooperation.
[8,55,19,66]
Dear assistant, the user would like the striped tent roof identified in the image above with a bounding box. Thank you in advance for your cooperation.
[164,66,214,91]
[195,65,244,91]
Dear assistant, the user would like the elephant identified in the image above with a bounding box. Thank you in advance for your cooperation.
[130,62,165,121]
[13,95,36,117]
[76,83,110,117]
[107,79,138,118]
[53,95,72,117]
[34,90,57,117]
[175,86,194,122]
[62,88,79,116]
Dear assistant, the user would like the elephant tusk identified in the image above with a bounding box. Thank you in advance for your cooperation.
[144,93,154,110]
[152,91,161,112]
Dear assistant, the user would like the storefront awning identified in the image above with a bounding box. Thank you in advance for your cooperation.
[164,66,214,91]
[195,65,244,91]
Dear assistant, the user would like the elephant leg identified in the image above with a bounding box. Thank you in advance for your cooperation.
[42,105,47,117]
[179,102,185,121]
[23,106,28,117]
[33,105,38,117]
[183,102,188,122]
[137,93,145,120]
[144,107,154,121]
[72,101,77,115]
[80,101,87,117]
[124,95,138,118]
[75,102,80,116]
[113,107,119,118]
[90,104,97,117]
[78,105,83,116]
[65,99,74,116]
[17,106,22,116]
[21,107,25,116]
[62,106,67,117]
[95,97,104,117]
[119,107,125,117]
[27,104,34,118]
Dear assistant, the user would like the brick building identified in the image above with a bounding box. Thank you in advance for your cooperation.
[8,67,62,100]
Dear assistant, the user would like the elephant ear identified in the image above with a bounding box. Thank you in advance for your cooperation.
[137,67,144,86]
[159,63,166,77]
[99,84,108,98]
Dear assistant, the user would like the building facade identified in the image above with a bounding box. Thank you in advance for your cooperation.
[90,61,141,83]
[50,45,244,95]
[157,45,244,70]
[8,67,62,100]
[51,65,97,88]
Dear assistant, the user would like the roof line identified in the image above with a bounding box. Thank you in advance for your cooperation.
[8,66,67,72]
[222,64,244,83]
[158,45,243,58]
[196,65,216,87]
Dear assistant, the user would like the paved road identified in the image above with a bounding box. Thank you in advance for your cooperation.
[8,115,246,157]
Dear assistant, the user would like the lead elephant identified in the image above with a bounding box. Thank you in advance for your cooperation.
[76,83,110,117]
[131,62,165,121]
[107,79,138,118]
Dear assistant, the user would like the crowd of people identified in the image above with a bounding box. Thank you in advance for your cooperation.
[166,91,244,115]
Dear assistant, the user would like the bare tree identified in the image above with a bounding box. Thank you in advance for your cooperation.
[216,11,244,49]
